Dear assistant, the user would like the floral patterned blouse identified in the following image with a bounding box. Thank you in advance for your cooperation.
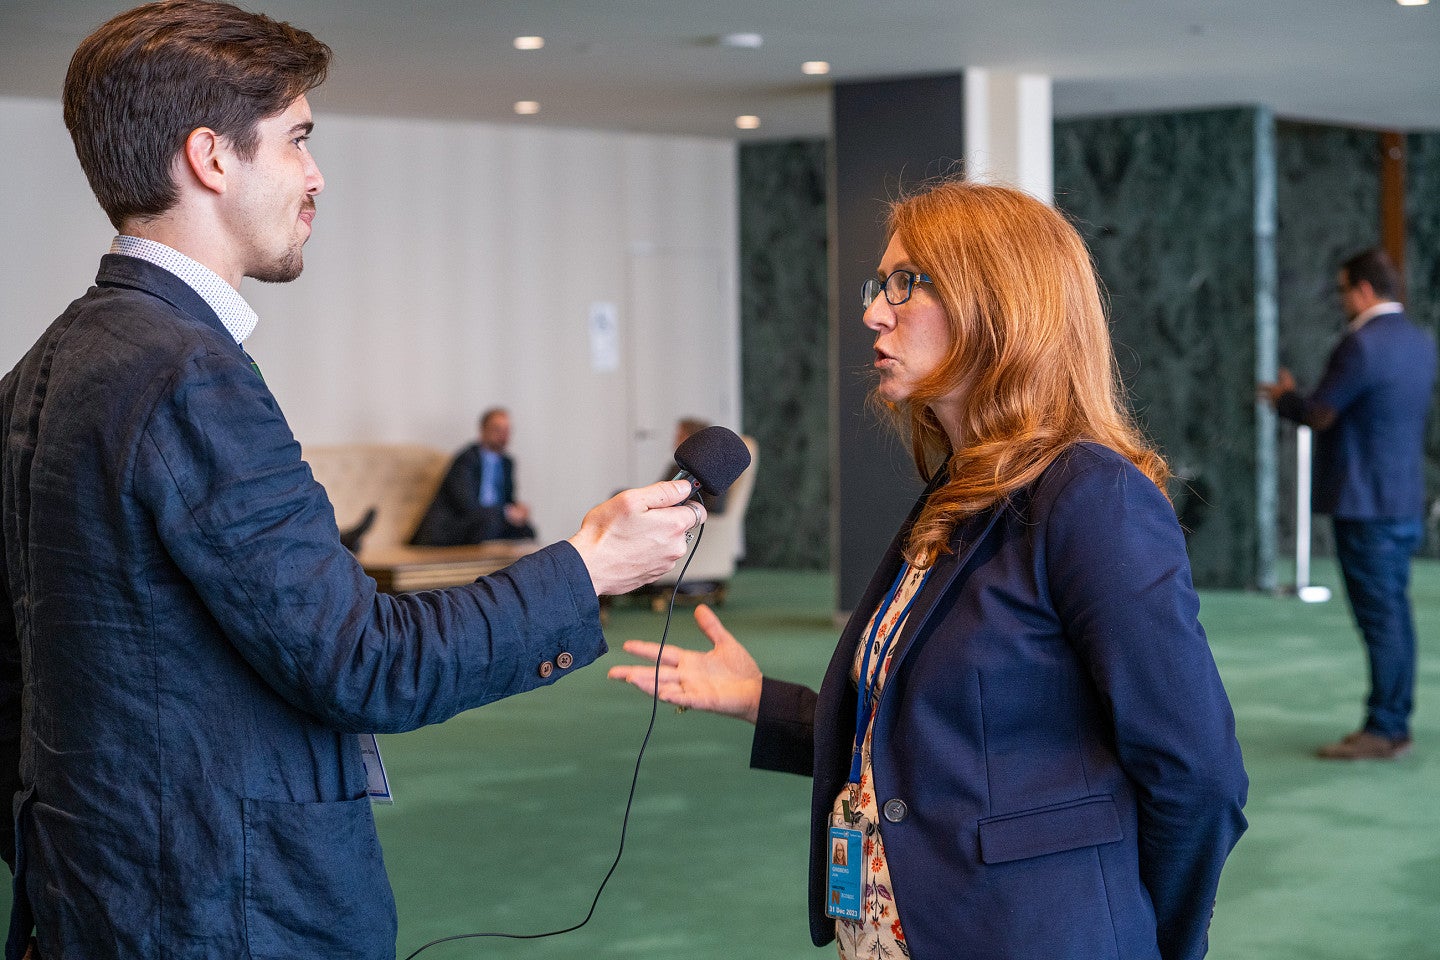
[831,562,927,959]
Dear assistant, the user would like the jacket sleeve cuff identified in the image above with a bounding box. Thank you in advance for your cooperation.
[1273,390,1307,424]
[749,677,818,775]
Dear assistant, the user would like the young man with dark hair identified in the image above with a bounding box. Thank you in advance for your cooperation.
[1260,247,1437,760]
[0,3,702,957]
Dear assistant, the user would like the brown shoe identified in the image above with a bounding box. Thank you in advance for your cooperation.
[1316,731,1413,760]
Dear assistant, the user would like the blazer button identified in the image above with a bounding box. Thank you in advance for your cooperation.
[882,798,908,823]
[538,660,554,679]
[556,652,574,670]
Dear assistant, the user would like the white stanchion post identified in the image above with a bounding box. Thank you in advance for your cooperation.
[1295,425,1331,602]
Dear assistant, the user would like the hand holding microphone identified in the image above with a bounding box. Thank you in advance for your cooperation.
[567,426,751,597]
[567,480,705,596]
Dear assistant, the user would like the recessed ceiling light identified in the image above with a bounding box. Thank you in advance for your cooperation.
[514,101,540,115]
[719,32,764,48]
[801,61,831,75]
[513,36,544,50]
[1397,0,1429,5]
[735,115,761,130]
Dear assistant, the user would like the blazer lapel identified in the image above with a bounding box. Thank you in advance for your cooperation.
[885,502,1005,672]
[813,471,1003,786]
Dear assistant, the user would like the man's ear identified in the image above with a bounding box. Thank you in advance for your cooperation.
[181,127,228,195]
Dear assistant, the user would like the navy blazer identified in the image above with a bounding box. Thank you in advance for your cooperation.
[1277,310,1436,519]
[0,256,605,959]
[751,444,1248,960]
[411,444,523,545]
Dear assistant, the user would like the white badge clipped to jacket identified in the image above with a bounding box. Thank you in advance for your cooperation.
[357,733,394,803]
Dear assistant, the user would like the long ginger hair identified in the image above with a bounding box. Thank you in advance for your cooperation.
[876,180,1169,568]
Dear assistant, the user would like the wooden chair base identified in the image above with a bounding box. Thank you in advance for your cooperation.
[649,582,727,611]
[599,582,729,620]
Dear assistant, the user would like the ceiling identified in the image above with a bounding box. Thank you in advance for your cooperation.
[2,0,1437,140]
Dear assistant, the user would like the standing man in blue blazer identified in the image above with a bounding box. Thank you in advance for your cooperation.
[1261,248,1437,760]
[0,3,704,958]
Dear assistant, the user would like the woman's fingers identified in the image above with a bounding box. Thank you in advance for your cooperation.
[620,639,685,667]
[693,603,734,649]
[605,665,656,694]
[607,662,681,685]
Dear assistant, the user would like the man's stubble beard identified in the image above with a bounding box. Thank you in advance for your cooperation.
[250,248,304,284]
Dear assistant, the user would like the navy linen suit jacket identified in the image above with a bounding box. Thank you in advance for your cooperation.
[0,256,604,959]
[1275,310,1436,519]
[751,444,1248,960]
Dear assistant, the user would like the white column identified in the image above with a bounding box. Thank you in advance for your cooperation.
[963,69,1053,204]
[1294,426,1332,603]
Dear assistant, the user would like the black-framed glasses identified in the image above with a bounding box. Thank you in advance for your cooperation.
[862,269,933,308]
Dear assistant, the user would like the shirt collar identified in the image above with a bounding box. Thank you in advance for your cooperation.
[1349,300,1403,333]
[109,236,259,344]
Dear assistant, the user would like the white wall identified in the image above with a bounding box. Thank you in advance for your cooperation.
[0,96,740,542]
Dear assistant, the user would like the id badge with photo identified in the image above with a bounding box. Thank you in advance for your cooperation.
[825,821,864,921]
[357,733,394,804]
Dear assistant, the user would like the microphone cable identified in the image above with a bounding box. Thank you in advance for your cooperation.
[401,523,705,960]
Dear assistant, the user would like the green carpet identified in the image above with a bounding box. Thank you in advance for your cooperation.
[1201,558,1440,960]
[6,563,1440,958]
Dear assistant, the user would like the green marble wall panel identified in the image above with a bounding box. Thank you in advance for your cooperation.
[1408,132,1440,547]
[738,139,830,569]
[1273,122,1381,560]
[1055,108,1261,589]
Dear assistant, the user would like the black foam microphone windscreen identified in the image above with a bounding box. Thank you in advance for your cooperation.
[672,426,751,497]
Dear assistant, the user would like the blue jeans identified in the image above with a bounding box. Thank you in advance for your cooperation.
[1333,518,1423,740]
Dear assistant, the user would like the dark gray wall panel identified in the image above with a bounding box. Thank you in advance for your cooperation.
[833,75,966,612]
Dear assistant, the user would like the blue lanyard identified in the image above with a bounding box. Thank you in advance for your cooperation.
[849,564,929,785]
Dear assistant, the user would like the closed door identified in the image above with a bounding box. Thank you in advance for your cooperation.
[624,249,738,486]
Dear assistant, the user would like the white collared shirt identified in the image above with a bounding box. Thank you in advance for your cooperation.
[109,236,259,345]
[1348,300,1403,334]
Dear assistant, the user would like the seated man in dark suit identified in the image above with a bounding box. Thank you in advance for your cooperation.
[412,407,536,545]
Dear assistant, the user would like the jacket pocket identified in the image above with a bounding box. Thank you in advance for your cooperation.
[5,785,36,960]
[977,794,1122,865]
[242,795,395,960]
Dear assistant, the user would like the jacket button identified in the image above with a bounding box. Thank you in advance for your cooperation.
[882,798,908,823]
[556,652,574,670]
[538,660,554,679]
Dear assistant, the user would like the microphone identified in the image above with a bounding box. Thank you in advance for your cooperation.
[671,425,751,499]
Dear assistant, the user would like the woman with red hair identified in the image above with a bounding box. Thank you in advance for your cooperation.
[611,179,1247,960]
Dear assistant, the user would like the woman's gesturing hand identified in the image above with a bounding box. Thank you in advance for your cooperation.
[607,604,763,724]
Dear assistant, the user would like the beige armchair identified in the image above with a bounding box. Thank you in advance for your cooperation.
[301,443,536,592]
[302,443,450,552]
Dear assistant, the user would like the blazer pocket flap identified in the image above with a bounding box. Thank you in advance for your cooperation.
[978,794,1123,865]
